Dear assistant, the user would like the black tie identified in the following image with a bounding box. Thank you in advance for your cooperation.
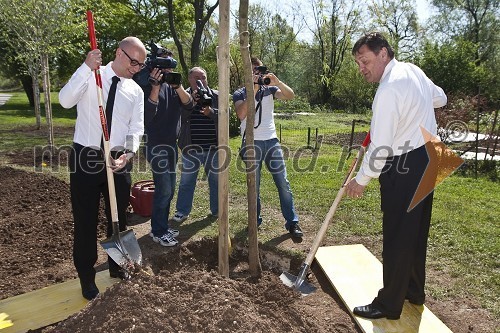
[105,76,120,136]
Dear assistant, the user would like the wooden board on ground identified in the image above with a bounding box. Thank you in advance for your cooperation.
[0,270,118,333]
[315,244,453,333]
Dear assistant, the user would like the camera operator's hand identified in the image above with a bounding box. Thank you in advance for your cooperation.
[191,90,200,104]
[265,72,280,86]
[85,49,102,70]
[200,105,212,116]
[149,68,162,87]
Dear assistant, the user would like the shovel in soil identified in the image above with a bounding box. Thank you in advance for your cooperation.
[280,133,371,296]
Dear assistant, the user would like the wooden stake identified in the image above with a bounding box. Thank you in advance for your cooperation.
[217,0,231,277]
[238,0,262,277]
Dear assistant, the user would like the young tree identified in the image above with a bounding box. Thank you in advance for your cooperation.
[308,0,363,105]
[430,0,499,65]
[368,0,419,60]
[0,0,73,150]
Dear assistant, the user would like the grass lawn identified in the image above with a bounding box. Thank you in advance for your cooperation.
[1,91,499,319]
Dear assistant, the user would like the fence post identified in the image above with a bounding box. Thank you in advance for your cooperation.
[349,119,356,149]
[315,128,318,150]
[279,123,282,142]
[307,127,311,148]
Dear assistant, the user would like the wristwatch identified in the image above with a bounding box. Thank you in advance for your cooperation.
[124,149,135,161]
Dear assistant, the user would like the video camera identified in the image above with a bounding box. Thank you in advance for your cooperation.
[255,65,271,85]
[195,80,212,107]
[146,42,177,70]
[133,42,182,88]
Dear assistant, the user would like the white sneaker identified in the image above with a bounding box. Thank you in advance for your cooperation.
[172,212,188,223]
[152,232,178,247]
[149,228,179,238]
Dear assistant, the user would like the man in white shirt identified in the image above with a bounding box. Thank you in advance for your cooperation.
[346,32,447,320]
[59,36,146,300]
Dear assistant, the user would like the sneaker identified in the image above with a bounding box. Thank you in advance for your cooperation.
[287,224,304,238]
[149,228,179,238]
[172,212,188,223]
[152,232,179,247]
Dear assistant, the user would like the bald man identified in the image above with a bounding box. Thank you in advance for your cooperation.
[59,36,147,300]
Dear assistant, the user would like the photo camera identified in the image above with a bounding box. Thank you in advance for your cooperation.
[195,80,212,107]
[255,65,271,85]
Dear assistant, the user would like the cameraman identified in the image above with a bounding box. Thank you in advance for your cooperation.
[138,48,193,247]
[173,67,219,223]
[233,57,303,239]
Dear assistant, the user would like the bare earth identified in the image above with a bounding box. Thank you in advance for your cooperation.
[0,165,497,333]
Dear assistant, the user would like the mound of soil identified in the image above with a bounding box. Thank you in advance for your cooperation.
[0,166,357,333]
[0,166,497,333]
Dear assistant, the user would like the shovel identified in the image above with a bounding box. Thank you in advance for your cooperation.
[87,10,142,269]
[280,132,371,295]
[100,140,143,268]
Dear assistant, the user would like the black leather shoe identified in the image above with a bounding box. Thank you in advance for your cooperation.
[109,268,130,280]
[287,224,303,238]
[80,280,99,300]
[353,304,400,320]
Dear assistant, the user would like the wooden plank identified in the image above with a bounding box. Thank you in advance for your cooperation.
[315,244,453,333]
[0,270,118,333]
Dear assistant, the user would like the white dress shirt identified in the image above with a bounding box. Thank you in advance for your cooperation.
[355,59,447,186]
[59,62,144,152]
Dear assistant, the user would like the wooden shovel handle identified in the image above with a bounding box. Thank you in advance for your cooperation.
[303,132,371,267]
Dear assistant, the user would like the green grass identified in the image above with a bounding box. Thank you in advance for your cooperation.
[1,91,499,320]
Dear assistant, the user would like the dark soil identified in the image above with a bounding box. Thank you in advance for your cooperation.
[0,165,497,333]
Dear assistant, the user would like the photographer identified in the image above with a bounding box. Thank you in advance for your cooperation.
[135,45,193,247]
[233,57,303,239]
[173,67,219,223]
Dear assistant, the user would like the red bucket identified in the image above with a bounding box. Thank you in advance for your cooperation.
[129,180,155,217]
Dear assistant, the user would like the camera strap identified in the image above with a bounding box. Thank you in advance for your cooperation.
[254,87,264,129]
[241,86,265,144]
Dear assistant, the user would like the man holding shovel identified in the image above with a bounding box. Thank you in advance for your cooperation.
[59,36,147,300]
[345,32,447,320]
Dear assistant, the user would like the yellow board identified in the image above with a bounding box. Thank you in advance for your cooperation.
[315,244,453,333]
[0,270,118,333]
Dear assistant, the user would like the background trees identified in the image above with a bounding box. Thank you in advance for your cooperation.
[0,0,498,123]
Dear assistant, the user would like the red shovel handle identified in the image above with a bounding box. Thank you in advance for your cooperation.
[86,10,109,141]
[361,131,371,148]
[86,11,98,51]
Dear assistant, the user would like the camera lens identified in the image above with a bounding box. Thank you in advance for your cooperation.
[258,76,271,85]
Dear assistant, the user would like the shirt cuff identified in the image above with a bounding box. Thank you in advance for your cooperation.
[355,170,372,186]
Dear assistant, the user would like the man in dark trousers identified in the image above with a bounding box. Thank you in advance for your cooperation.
[345,32,447,320]
[140,49,193,247]
[59,36,147,300]
[173,66,219,223]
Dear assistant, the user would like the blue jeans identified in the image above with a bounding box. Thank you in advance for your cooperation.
[146,144,177,237]
[175,149,219,216]
[241,138,298,228]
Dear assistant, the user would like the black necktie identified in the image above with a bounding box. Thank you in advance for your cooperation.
[105,76,120,136]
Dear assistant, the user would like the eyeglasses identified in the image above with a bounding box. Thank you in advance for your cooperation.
[120,48,146,69]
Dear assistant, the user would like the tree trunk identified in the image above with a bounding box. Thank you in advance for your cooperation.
[20,75,35,107]
[41,53,54,153]
[32,75,41,130]
[239,0,262,277]
[217,0,230,278]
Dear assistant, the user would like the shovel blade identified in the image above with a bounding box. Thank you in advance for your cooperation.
[101,229,142,268]
[280,271,317,296]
